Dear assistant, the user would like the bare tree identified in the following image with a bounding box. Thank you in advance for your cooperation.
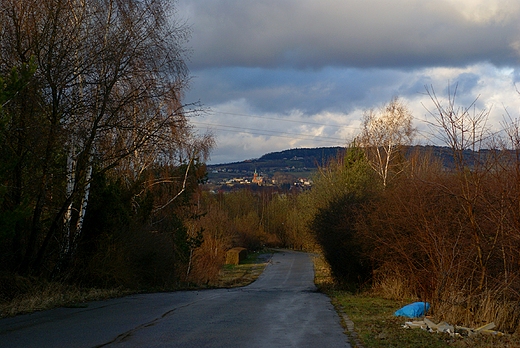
[425,85,495,292]
[0,0,213,276]
[357,97,416,187]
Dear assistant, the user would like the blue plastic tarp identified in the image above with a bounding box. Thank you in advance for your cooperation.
[394,302,430,318]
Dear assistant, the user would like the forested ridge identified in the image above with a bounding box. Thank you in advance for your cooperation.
[2,0,520,337]
[208,145,500,172]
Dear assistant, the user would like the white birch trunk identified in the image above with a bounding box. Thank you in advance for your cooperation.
[63,146,77,256]
[62,0,86,259]
[73,151,93,248]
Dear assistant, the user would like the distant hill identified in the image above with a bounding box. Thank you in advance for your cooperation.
[206,145,503,183]
[206,147,345,179]
[259,147,345,163]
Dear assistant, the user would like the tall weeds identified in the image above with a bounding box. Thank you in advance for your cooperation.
[354,89,520,333]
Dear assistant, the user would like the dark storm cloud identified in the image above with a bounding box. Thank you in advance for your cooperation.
[180,0,520,70]
[186,67,410,115]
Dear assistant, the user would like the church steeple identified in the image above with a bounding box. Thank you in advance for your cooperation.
[252,169,262,184]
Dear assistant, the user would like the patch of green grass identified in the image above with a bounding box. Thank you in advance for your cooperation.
[331,291,520,348]
[215,250,272,288]
[312,254,519,348]
[331,291,451,348]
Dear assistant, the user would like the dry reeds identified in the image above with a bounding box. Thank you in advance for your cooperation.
[370,271,419,301]
[433,288,520,334]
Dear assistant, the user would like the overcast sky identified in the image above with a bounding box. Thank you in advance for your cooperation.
[177,0,520,164]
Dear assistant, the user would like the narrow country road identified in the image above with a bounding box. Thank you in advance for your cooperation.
[0,250,351,347]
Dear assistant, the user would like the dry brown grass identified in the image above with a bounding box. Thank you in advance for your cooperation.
[369,271,419,302]
[212,251,272,288]
[312,252,335,291]
[1,251,274,318]
[433,289,520,335]
[313,254,520,348]
[1,282,131,318]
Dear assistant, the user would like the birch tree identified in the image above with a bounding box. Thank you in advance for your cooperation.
[0,0,211,276]
[357,97,416,187]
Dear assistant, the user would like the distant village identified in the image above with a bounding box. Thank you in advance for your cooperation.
[202,149,350,193]
[205,166,313,193]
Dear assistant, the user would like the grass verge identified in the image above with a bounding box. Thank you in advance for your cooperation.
[312,254,520,348]
[213,250,272,288]
[0,282,132,318]
[1,250,273,318]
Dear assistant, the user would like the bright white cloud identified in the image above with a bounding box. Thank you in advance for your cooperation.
[192,63,520,163]
[194,100,360,163]
[444,0,520,23]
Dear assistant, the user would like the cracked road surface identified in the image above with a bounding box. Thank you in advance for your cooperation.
[0,250,351,347]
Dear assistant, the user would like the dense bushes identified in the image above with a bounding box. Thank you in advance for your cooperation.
[311,193,370,284]
[62,167,203,289]
[302,147,376,284]
[357,148,520,332]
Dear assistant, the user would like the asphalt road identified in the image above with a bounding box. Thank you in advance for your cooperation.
[0,250,351,347]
